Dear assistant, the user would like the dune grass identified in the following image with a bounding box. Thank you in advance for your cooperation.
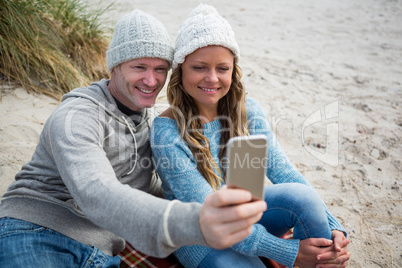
[0,0,112,99]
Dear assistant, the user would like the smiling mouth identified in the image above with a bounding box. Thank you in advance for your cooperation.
[137,87,155,94]
[200,87,219,92]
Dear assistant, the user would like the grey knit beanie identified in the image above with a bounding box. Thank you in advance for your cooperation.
[106,9,174,72]
[173,4,240,70]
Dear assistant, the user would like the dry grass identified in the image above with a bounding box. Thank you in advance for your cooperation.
[0,0,112,99]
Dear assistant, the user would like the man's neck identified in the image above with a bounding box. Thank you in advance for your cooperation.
[107,79,142,117]
[107,75,142,113]
[113,95,142,117]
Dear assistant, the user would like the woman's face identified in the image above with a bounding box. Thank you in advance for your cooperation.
[181,45,234,117]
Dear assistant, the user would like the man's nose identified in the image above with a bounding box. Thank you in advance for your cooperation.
[143,71,157,87]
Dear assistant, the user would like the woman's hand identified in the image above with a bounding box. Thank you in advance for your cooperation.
[295,230,350,268]
[315,230,350,267]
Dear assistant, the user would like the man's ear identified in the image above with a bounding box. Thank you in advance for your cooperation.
[111,64,121,74]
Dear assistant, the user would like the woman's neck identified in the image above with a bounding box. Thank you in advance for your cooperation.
[197,105,218,124]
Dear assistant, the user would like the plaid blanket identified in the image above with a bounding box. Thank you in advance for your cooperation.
[119,230,295,268]
[119,242,183,268]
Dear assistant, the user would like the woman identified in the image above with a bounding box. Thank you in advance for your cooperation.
[150,4,350,268]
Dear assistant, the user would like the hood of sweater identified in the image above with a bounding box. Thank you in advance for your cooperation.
[62,79,152,175]
[62,79,151,133]
[0,79,162,256]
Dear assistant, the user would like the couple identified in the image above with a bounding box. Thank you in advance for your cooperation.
[0,4,349,268]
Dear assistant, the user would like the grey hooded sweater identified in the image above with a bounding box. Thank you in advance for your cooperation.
[0,79,207,256]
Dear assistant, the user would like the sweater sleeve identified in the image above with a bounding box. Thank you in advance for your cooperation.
[151,99,346,267]
[46,100,207,257]
[246,97,347,236]
[151,117,299,267]
[232,98,347,267]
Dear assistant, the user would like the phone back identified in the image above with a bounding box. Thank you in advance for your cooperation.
[226,135,268,200]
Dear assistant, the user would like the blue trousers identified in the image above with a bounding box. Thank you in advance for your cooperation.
[0,217,121,267]
[199,183,332,268]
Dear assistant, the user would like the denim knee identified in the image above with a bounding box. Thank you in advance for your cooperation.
[0,217,121,267]
[0,217,46,237]
[264,183,323,212]
[263,183,331,239]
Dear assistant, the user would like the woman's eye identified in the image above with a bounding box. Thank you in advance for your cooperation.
[192,66,205,70]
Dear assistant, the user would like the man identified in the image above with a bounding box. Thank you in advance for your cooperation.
[0,9,266,267]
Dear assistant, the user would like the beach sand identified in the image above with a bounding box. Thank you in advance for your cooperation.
[1,0,401,267]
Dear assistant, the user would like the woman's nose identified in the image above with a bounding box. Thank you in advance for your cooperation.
[205,70,219,83]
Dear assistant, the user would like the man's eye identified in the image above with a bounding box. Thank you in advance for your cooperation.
[133,66,145,70]
[156,68,167,73]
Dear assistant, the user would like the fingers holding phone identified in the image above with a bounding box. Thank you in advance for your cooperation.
[200,187,267,249]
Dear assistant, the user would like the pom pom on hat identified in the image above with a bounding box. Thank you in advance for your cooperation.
[172,4,240,70]
[106,9,174,72]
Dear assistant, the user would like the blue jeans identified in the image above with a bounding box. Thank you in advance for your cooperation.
[0,217,121,267]
[199,183,332,268]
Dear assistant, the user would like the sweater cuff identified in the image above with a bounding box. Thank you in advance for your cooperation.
[257,237,300,268]
[165,201,208,248]
[326,210,348,237]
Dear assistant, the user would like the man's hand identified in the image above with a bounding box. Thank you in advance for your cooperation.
[199,186,267,249]
[295,231,350,268]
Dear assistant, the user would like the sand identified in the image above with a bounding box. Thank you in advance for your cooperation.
[1,0,401,267]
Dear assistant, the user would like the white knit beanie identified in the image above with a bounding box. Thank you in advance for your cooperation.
[172,4,240,70]
[106,9,174,72]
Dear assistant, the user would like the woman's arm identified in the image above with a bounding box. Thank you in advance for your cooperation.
[246,98,347,233]
[151,117,300,267]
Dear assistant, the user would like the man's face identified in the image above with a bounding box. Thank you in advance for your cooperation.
[109,58,169,111]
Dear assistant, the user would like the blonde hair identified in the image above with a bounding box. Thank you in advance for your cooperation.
[167,58,249,191]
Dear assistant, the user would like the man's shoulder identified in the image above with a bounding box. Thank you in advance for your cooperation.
[54,95,101,119]
[45,94,108,138]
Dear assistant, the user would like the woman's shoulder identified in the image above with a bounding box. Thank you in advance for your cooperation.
[158,107,174,119]
[244,95,272,134]
[245,95,266,116]
[152,118,176,131]
[153,108,176,126]
[151,110,180,144]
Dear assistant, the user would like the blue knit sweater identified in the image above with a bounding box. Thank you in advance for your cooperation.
[150,97,346,268]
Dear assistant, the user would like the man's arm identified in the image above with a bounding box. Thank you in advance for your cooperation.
[47,101,265,257]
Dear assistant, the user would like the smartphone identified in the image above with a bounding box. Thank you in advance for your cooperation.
[225,135,268,200]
